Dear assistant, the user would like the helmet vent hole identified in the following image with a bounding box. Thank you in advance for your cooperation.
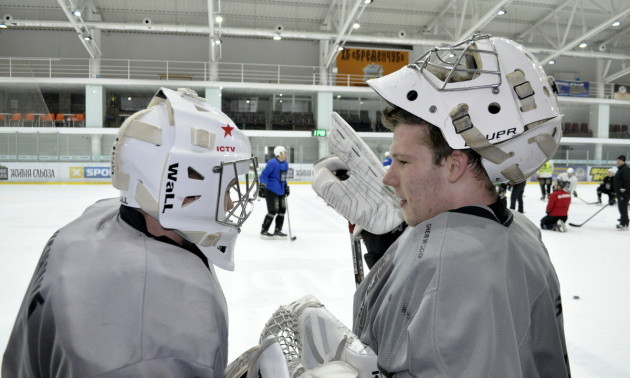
[183,195,201,207]
[488,103,501,114]
[543,86,550,97]
[406,90,418,101]
[188,167,205,180]
[195,105,210,112]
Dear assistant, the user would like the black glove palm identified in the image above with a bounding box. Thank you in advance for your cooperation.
[284,184,290,196]
[258,184,266,198]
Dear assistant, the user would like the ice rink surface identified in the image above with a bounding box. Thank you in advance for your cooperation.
[1,182,629,377]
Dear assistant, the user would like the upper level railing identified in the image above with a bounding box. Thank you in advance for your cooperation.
[0,57,372,87]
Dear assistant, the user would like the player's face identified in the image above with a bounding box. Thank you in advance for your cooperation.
[383,123,449,227]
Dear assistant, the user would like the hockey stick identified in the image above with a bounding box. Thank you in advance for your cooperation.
[568,203,611,227]
[348,223,364,287]
[285,197,296,241]
[575,195,598,205]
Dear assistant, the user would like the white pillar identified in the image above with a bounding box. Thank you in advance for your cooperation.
[205,87,222,110]
[589,103,610,161]
[91,135,102,160]
[85,85,104,128]
[316,91,333,159]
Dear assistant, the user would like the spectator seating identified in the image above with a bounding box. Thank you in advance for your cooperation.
[40,113,55,127]
[54,113,66,127]
[336,109,371,131]
[68,113,85,127]
[563,121,592,137]
[9,113,22,126]
[610,124,629,139]
[269,111,315,130]
[23,113,36,127]
[224,111,267,130]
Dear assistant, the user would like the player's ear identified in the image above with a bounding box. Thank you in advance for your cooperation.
[445,150,468,183]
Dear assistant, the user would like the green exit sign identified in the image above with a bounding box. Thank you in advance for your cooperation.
[312,129,327,137]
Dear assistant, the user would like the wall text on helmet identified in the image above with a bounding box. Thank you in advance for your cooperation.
[162,163,179,213]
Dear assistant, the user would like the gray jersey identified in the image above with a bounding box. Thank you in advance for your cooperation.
[3,198,228,377]
[353,207,569,377]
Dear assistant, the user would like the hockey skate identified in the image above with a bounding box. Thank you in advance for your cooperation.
[273,230,288,239]
[553,220,567,232]
[616,224,628,231]
[261,230,275,239]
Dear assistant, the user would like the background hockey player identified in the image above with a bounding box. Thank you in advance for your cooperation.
[259,146,290,239]
[2,88,259,377]
[557,167,578,198]
[596,168,616,205]
[537,159,554,200]
[509,180,526,213]
[541,181,572,232]
[614,155,630,230]
[382,151,392,167]
[312,35,570,377]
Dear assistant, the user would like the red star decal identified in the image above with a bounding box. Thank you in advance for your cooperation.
[221,124,234,137]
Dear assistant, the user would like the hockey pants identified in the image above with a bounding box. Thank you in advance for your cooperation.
[262,189,287,232]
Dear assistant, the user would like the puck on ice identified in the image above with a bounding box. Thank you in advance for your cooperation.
[573,295,580,300]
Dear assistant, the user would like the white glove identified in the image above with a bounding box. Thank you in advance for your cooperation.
[312,112,403,234]
[298,361,359,378]
[260,295,379,378]
[223,336,291,378]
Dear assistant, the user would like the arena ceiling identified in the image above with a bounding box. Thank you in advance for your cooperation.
[3,0,630,81]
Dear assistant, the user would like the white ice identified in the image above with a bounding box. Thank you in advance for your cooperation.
[1,183,629,377]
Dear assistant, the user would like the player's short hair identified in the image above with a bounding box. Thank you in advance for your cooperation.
[381,106,495,193]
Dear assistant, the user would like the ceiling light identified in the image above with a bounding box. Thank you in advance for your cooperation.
[578,42,588,48]
[215,14,223,23]
[548,60,556,65]
[337,95,341,99]
[0,23,7,29]
[273,33,282,41]
[279,93,283,97]
[214,38,222,45]
[338,46,344,51]
[364,0,373,3]
[352,21,360,29]
[497,9,507,15]
[612,20,621,27]
[83,34,92,41]
[72,9,81,17]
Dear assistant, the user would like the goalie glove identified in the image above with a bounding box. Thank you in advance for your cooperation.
[312,112,403,235]
[223,336,291,378]
[259,295,379,378]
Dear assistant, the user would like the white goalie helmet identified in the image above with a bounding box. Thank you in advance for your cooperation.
[111,87,258,271]
[368,34,563,184]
